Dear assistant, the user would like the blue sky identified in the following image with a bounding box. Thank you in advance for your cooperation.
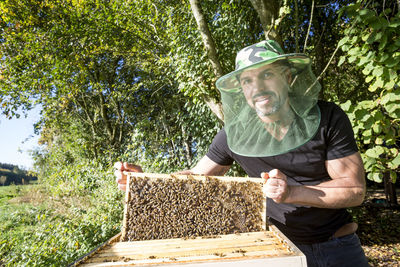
[0,107,41,170]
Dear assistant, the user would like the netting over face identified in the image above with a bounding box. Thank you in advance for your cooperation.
[217,57,321,157]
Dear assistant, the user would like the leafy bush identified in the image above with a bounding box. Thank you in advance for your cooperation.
[338,1,400,183]
[0,168,124,266]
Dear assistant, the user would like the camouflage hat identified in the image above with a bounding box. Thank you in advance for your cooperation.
[216,40,310,91]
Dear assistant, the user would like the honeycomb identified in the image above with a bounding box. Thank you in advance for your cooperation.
[122,175,264,241]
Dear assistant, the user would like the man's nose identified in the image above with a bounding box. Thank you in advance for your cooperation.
[252,78,265,93]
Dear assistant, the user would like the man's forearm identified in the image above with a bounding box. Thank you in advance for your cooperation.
[286,178,365,209]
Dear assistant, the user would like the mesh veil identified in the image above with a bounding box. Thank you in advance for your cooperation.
[216,47,321,157]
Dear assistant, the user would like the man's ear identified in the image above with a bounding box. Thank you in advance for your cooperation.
[285,68,293,84]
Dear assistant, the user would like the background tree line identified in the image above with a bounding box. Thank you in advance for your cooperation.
[0,162,37,186]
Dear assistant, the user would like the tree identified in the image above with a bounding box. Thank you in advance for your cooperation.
[248,0,282,44]
[188,0,224,121]
[337,0,400,205]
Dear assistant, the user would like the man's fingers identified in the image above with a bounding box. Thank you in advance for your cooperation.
[123,162,143,172]
[266,178,284,187]
[269,169,287,180]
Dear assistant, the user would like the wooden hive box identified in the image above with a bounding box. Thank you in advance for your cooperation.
[73,173,307,266]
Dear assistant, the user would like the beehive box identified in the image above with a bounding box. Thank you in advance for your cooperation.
[73,173,306,266]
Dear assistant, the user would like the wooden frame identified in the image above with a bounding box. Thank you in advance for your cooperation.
[73,227,306,266]
[121,172,267,240]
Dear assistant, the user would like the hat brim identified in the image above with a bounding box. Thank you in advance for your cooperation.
[216,54,310,92]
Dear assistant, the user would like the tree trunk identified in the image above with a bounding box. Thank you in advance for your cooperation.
[182,126,193,168]
[248,0,282,45]
[384,172,398,206]
[188,0,224,122]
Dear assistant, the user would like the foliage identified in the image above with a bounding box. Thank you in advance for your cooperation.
[0,170,123,266]
[338,1,400,183]
[277,0,370,103]
[0,0,229,173]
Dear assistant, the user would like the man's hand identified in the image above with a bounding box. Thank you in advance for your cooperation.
[262,169,290,203]
[114,162,143,191]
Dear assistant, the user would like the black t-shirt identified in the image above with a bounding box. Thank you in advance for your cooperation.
[206,101,359,244]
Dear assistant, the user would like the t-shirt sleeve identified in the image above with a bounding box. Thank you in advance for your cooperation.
[206,129,235,166]
[325,103,359,160]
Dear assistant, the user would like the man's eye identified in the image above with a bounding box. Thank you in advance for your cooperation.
[240,78,251,86]
[261,71,273,79]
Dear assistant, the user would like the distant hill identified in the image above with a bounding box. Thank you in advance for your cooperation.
[0,163,38,186]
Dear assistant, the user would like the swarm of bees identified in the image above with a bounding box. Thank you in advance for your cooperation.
[122,176,264,241]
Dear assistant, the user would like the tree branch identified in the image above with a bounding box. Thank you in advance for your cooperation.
[303,0,314,52]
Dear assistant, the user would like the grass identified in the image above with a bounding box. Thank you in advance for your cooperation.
[0,182,123,266]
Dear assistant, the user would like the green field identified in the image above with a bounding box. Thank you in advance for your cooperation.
[0,183,123,266]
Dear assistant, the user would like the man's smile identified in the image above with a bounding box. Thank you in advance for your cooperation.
[252,92,274,106]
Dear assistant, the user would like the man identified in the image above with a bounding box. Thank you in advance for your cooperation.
[115,40,369,266]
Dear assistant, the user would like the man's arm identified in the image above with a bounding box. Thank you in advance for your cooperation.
[176,155,231,176]
[265,152,366,208]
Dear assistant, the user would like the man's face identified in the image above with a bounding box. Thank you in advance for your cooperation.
[239,63,291,117]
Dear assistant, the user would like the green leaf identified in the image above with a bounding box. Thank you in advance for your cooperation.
[368,172,382,183]
[378,34,388,50]
[338,37,349,47]
[363,156,376,170]
[359,100,376,109]
[384,79,396,90]
[371,17,389,30]
[365,146,385,158]
[341,100,352,111]
[372,67,384,77]
[388,18,400,28]
[372,123,382,134]
[390,171,397,183]
[359,9,374,19]
[365,75,374,83]
[384,57,400,68]
[381,92,400,105]
[341,44,351,52]
[348,47,360,56]
[369,78,384,92]
[389,154,400,169]
[358,56,369,67]
[363,129,372,137]
[375,136,383,144]
[338,56,346,66]
[360,113,371,122]
[366,32,376,44]
[361,33,370,42]
[384,103,400,114]
[348,56,357,63]
[378,53,390,63]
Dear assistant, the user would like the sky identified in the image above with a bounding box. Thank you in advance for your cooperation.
[0,107,41,170]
